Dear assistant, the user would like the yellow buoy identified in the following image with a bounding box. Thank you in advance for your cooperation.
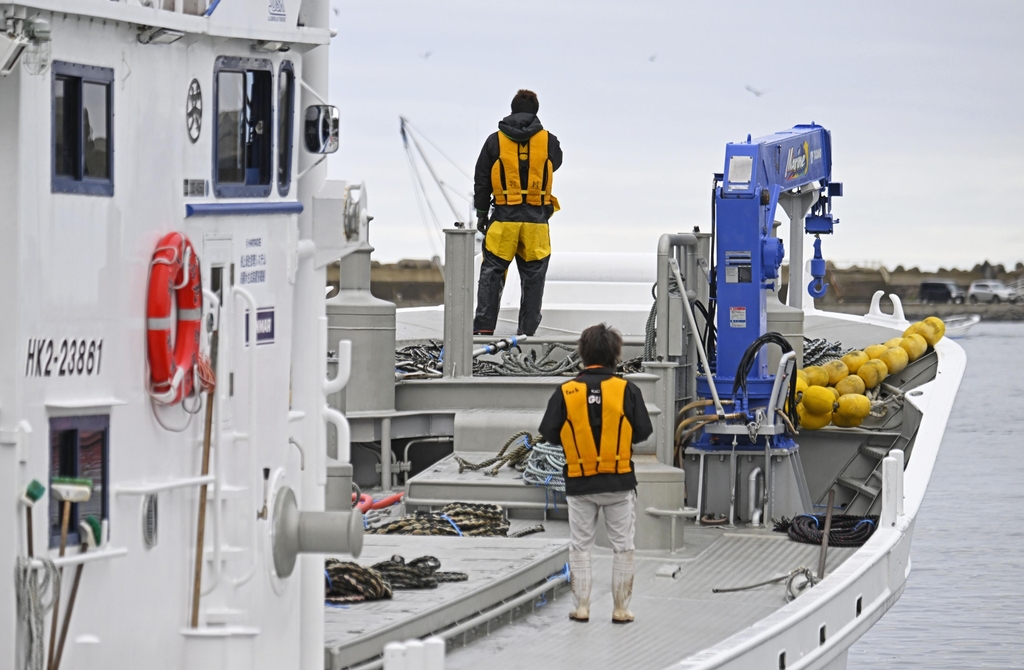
[795,377,809,399]
[802,385,836,415]
[841,350,869,374]
[822,359,849,386]
[903,322,921,338]
[899,334,927,362]
[802,366,829,387]
[878,346,909,375]
[907,320,941,347]
[831,413,863,429]
[829,387,840,401]
[797,369,809,385]
[836,393,871,421]
[864,344,888,360]
[884,337,904,349]
[857,359,888,389]
[923,316,946,344]
[835,374,866,396]
[798,403,832,430]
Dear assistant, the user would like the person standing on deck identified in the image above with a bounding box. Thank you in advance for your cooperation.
[473,89,562,337]
[538,324,652,623]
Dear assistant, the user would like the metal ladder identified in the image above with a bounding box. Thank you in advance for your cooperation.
[823,429,914,516]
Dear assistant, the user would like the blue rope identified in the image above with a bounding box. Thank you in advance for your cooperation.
[324,569,332,590]
[795,514,820,529]
[440,514,463,537]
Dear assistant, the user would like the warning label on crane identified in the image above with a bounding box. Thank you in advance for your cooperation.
[729,307,747,328]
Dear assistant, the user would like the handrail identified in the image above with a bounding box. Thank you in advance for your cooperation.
[33,546,128,570]
[324,340,350,395]
[231,285,259,589]
[115,475,214,496]
[669,258,724,417]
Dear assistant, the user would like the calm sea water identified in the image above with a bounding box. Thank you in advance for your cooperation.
[850,322,1024,668]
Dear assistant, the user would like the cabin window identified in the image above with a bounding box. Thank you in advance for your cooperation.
[52,61,114,196]
[214,56,274,197]
[49,415,109,548]
[277,61,295,196]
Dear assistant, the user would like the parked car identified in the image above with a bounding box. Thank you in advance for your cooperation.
[919,280,964,304]
[967,280,1018,304]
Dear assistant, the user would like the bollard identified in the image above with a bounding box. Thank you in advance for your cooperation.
[442,228,475,378]
[423,637,445,670]
[404,640,425,668]
[890,449,905,516]
[383,641,407,670]
[881,456,900,528]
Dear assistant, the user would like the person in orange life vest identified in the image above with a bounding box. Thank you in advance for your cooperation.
[472,89,562,337]
[538,324,652,624]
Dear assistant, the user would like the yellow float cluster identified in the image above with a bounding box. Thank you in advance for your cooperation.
[794,316,945,430]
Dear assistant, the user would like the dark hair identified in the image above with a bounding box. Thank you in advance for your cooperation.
[510,89,539,115]
[577,324,622,368]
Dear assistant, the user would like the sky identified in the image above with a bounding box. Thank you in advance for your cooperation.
[327,1,1024,272]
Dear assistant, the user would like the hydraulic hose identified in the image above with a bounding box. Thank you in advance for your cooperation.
[369,492,404,510]
[673,412,747,467]
[675,398,733,422]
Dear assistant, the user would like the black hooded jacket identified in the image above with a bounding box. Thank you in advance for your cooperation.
[474,112,562,223]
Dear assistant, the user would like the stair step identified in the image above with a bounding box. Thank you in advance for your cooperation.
[837,476,879,499]
[858,444,890,461]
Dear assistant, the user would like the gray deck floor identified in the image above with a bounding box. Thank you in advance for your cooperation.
[325,534,569,669]
[444,529,856,670]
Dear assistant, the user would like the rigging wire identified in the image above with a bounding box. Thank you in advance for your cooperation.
[402,131,444,259]
[400,117,464,223]
[399,115,473,180]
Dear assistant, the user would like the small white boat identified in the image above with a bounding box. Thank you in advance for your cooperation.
[943,314,982,339]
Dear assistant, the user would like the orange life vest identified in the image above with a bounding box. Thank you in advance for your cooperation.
[559,376,633,478]
[490,130,557,208]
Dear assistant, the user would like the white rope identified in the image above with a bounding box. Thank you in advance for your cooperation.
[15,558,60,670]
[522,441,566,492]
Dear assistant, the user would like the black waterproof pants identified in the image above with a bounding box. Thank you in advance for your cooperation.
[473,246,550,336]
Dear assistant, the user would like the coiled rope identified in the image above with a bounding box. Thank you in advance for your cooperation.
[397,341,639,378]
[776,514,879,547]
[475,343,582,377]
[15,558,60,670]
[325,554,469,603]
[367,502,511,537]
[454,431,534,476]
[802,337,849,367]
[521,441,566,492]
[395,340,445,379]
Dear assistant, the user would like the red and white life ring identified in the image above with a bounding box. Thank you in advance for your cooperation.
[146,232,203,404]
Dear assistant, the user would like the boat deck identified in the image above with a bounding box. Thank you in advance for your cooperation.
[325,533,569,669]
[324,521,857,670]
[444,527,857,670]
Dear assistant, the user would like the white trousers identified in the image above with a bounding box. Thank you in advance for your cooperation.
[567,490,636,554]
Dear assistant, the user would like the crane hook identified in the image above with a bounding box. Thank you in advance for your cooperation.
[807,276,829,299]
[807,237,829,299]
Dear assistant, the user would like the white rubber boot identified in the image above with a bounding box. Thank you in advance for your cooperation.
[568,551,592,622]
[612,551,635,623]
